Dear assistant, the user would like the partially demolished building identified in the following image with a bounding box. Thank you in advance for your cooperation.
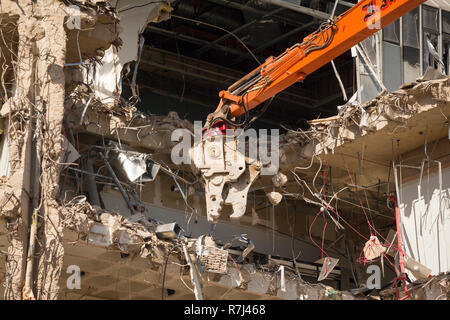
[0,0,449,300]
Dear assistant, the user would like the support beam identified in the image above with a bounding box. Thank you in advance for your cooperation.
[338,1,355,7]
[147,26,247,57]
[193,8,285,56]
[230,21,315,66]
[207,0,306,27]
[141,46,239,85]
[264,0,330,20]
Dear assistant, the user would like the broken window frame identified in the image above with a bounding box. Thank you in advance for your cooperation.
[442,10,450,74]
[402,7,421,83]
[383,19,400,45]
[373,4,449,94]
[0,119,10,178]
[421,5,441,74]
[443,32,450,75]
[358,31,384,103]
[382,17,402,92]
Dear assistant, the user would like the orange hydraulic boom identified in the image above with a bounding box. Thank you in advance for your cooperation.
[205,0,427,129]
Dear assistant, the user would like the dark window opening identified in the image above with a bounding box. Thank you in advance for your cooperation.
[383,19,400,45]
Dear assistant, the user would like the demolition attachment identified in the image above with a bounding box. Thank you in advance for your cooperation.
[190,127,261,223]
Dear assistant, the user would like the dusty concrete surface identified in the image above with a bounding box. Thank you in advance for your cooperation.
[380,272,450,300]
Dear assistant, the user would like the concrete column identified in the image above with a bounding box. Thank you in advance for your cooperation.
[33,1,67,300]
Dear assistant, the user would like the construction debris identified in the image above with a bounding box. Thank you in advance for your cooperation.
[267,191,283,206]
[380,272,450,300]
[0,0,448,301]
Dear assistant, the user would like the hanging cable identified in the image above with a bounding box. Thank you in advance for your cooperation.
[171,14,261,65]
[118,1,170,13]
[161,244,181,300]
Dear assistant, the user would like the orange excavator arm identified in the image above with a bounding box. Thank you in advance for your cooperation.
[205,0,426,128]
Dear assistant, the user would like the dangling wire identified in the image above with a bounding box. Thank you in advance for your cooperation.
[170,14,261,66]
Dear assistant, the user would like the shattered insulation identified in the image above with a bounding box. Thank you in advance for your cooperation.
[0,0,449,301]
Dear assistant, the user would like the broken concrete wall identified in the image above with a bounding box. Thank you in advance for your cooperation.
[65,88,193,152]
[32,5,67,300]
[0,1,38,299]
[0,0,68,300]
[0,0,119,300]
[284,77,450,163]
[276,77,450,228]
[84,0,174,106]
[62,197,173,266]
[54,195,449,300]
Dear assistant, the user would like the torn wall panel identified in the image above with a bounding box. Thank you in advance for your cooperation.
[399,167,450,280]
[64,2,119,64]
[84,0,174,106]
